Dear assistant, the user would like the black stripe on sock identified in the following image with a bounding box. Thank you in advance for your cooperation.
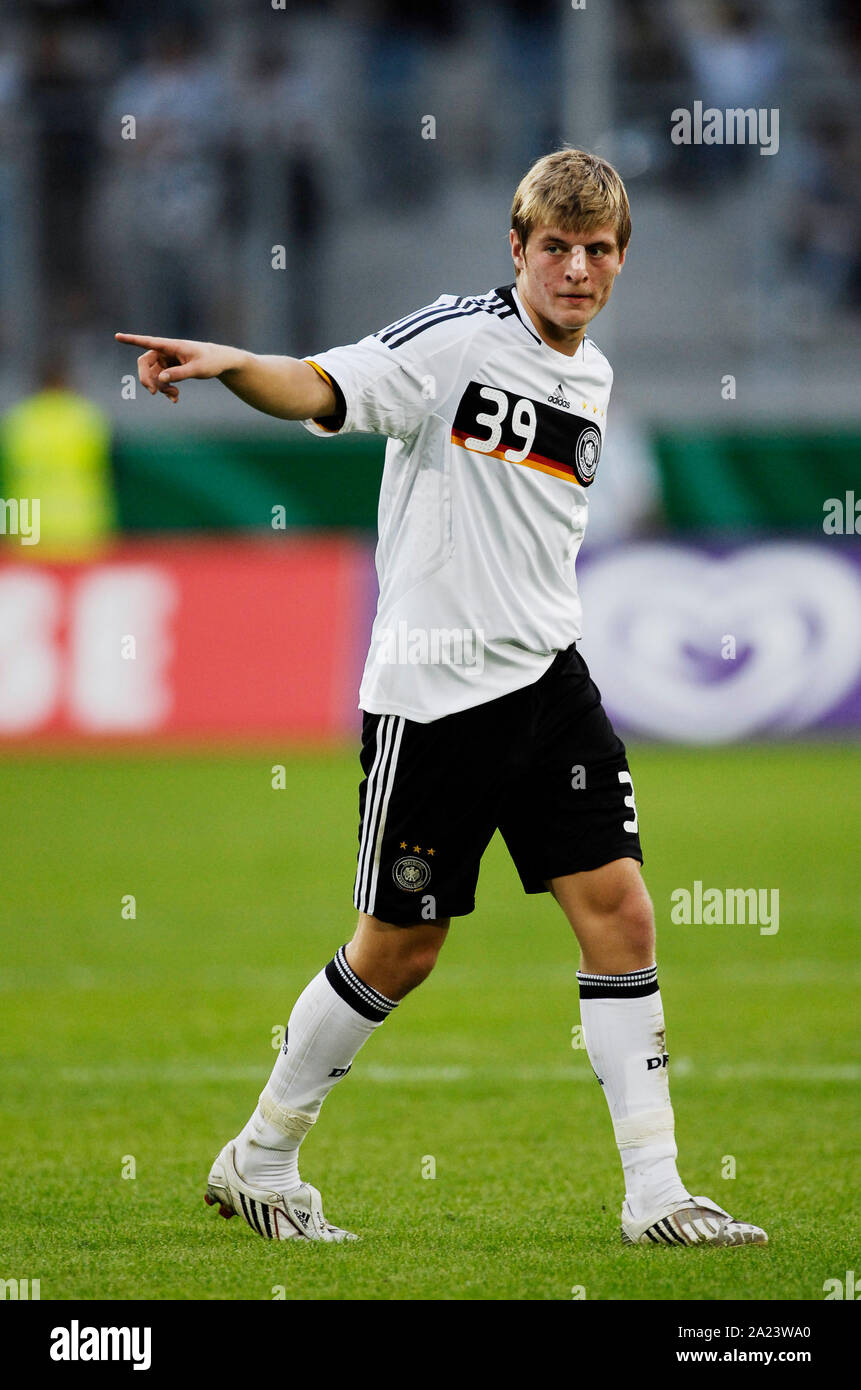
[577,966,659,1000]
[325,947,398,1023]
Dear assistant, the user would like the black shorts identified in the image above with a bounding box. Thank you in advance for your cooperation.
[353,644,643,926]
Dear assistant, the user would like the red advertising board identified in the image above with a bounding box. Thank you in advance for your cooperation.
[0,537,372,743]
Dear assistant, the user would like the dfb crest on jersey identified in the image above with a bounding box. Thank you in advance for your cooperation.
[393,855,431,891]
[574,425,601,485]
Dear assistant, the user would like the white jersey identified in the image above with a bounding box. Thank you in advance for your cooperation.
[302,283,612,723]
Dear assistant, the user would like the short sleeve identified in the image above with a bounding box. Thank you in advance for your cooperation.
[300,296,481,443]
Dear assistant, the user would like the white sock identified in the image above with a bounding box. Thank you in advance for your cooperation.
[577,964,691,1221]
[233,945,397,1192]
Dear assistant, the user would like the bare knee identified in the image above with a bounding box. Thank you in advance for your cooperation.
[393,943,443,995]
[614,883,655,959]
[592,878,653,956]
[345,914,449,1001]
[549,860,655,972]
[583,886,654,973]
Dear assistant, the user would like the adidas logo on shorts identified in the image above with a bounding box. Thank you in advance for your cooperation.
[547,383,570,408]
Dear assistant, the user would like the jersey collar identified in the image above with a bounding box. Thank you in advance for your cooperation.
[495,283,541,343]
[495,282,587,359]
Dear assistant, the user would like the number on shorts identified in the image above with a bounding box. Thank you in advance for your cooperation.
[618,770,638,833]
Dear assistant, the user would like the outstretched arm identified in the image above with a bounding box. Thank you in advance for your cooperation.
[114,333,336,420]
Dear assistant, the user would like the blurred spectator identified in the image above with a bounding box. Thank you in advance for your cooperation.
[0,25,23,122]
[617,0,688,85]
[362,8,438,206]
[0,354,116,560]
[680,0,783,99]
[233,38,326,238]
[0,0,855,404]
[497,0,562,168]
[27,23,104,329]
[825,0,861,70]
[788,114,861,311]
[96,21,230,338]
[0,24,25,357]
[669,0,785,186]
[228,33,330,348]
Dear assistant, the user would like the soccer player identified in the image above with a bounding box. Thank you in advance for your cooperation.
[117,148,766,1248]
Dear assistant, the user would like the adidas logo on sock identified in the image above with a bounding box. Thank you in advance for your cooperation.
[547,382,570,408]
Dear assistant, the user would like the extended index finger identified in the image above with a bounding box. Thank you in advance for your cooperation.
[114,332,175,350]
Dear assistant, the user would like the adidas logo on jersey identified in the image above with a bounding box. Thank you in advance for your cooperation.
[547,383,570,408]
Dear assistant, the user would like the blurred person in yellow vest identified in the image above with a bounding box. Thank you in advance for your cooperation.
[0,355,116,560]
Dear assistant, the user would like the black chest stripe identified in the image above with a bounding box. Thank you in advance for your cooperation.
[451,381,602,487]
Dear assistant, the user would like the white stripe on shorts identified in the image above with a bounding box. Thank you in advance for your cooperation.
[354,715,405,916]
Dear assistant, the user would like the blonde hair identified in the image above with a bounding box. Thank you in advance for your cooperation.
[511,147,631,256]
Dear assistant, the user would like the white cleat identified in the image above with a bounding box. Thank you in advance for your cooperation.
[204,1142,358,1243]
[621,1194,768,1247]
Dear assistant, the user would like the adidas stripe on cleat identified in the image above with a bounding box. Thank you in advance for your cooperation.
[204,1142,358,1243]
[621,1195,767,1247]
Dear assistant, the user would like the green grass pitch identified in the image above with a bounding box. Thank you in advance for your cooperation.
[1,743,858,1301]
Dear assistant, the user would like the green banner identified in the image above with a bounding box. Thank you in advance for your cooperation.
[105,430,860,534]
[654,431,860,533]
[113,433,385,532]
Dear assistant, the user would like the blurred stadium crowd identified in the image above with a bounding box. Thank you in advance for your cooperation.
[0,0,859,415]
[0,0,859,746]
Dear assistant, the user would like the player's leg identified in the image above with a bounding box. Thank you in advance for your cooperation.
[209,703,497,1241]
[230,912,448,1190]
[548,858,692,1223]
[207,911,448,1241]
[346,910,450,999]
[550,854,654,974]
[549,858,766,1245]
[499,645,765,1245]
[497,651,690,1221]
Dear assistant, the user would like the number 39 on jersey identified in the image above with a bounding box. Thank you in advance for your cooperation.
[451,381,602,489]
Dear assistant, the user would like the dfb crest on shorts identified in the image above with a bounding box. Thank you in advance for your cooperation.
[574,425,601,485]
[393,855,431,891]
